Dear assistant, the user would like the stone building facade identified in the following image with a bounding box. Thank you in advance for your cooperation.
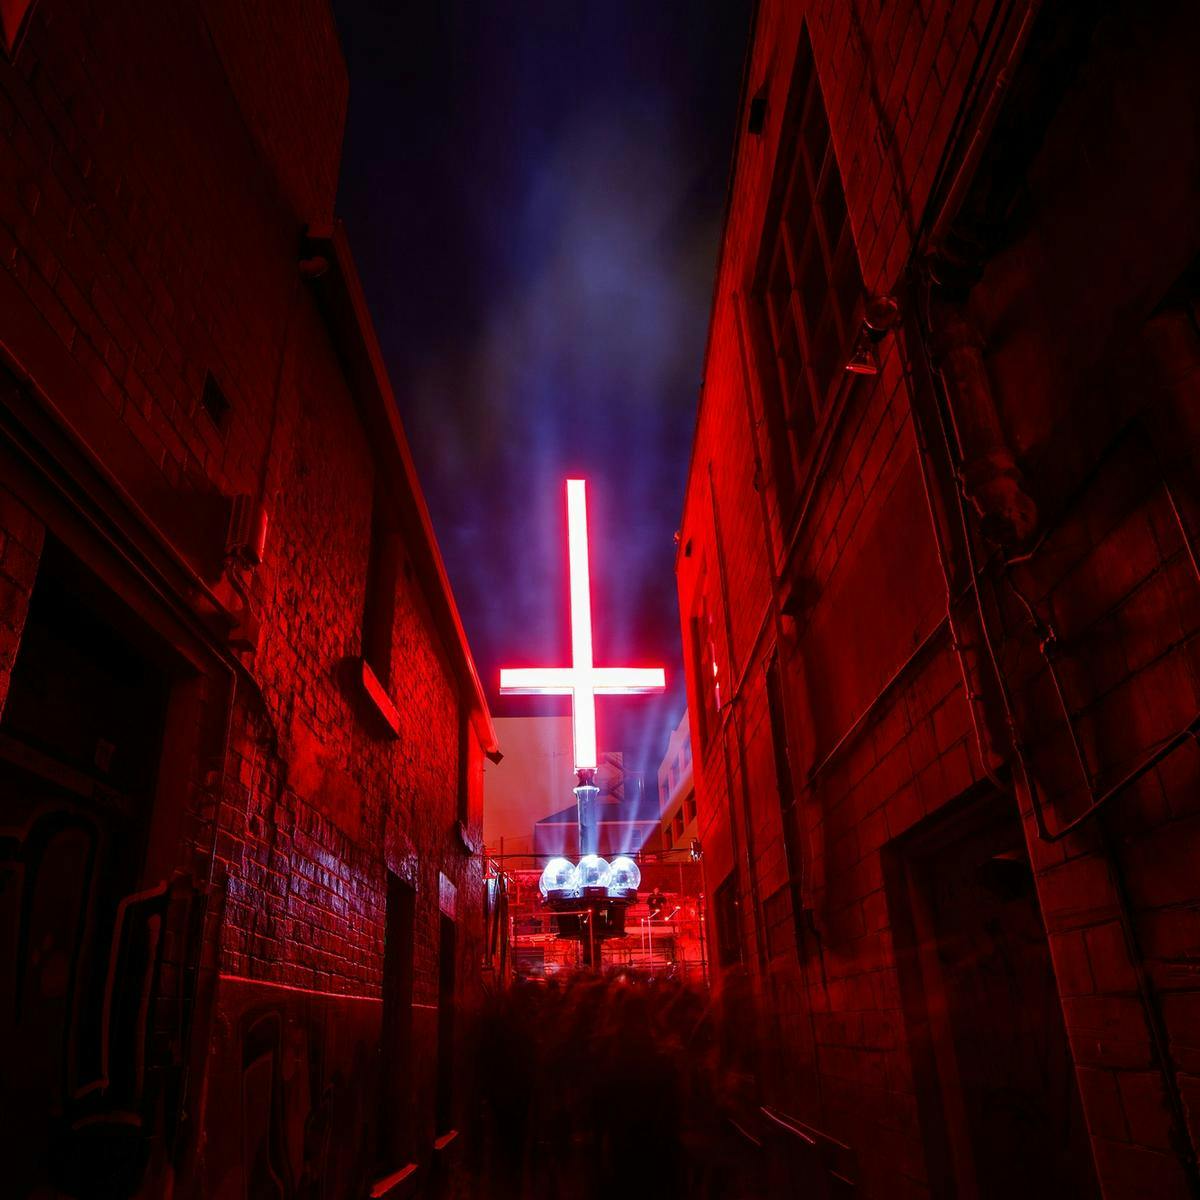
[676,1,1200,1196]
[0,3,497,1197]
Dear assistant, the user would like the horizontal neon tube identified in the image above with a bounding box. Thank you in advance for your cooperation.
[498,478,665,772]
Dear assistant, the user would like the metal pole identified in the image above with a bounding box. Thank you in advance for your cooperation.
[574,768,599,857]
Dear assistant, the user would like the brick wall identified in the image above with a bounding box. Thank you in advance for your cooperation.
[0,3,490,1196]
[679,1,1200,1196]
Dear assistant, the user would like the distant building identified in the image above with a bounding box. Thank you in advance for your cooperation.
[483,715,577,860]
[483,715,640,861]
[489,713,704,982]
[656,711,697,856]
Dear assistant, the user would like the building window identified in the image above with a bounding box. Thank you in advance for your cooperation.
[714,873,742,969]
[675,811,685,839]
[754,27,863,508]
[686,792,697,824]
[362,492,402,691]
[690,578,721,748]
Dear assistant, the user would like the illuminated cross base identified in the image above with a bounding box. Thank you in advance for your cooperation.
[575,769,598,856]
[537,812,642,967]
[550,902,630,967]
[543,846,635,967]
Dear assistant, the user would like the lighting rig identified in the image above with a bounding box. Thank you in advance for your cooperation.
[535,769,644,963]
[500,478,666,969]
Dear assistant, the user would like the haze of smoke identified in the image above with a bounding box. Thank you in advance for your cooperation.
[412,105,717,775]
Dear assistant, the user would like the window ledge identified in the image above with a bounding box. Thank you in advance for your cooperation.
[368,1162,420,1199]
[359,659,402,738]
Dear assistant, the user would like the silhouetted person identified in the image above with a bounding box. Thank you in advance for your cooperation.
[477,969,764,1199]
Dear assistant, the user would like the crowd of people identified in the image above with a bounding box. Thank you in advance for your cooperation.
[475,969,764,1199]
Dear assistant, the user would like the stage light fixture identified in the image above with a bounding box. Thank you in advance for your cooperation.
[576,854,612,896]
[607,855,641,898]
[539,856,580,898]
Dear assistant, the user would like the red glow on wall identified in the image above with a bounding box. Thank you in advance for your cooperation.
[500,479,665,770]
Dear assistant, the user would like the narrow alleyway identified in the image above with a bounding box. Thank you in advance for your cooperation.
[475,973,773,1200]
[2,1,1198,1197]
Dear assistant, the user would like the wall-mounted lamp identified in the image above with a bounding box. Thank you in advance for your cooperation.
[845,295,902,377]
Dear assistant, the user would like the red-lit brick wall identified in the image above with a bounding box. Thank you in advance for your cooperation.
[0,3,487,1196]
[679,1,1200,1197]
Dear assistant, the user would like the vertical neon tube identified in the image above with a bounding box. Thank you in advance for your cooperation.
[566,478,597,769]
[499,477,663,774]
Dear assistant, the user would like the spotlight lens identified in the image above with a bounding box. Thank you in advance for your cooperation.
[608,855,641,893]
[539,856,578,897]
[576,854,612,889]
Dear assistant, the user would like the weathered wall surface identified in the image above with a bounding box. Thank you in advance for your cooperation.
[0,3,489,1196]
[678,2,1200,1196]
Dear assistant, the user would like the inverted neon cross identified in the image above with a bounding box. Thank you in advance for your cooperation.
[500,478,665,771]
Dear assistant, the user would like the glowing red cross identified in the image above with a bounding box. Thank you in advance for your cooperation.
[500,478,665,771]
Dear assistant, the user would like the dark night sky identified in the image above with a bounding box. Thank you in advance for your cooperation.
[332,1,750,780]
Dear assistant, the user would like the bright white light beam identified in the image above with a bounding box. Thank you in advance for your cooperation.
[500,478,665,771]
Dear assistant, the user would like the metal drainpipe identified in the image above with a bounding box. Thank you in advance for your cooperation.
[898,304,1009,791]
[908,0,1200,1170]
[917,280,1200,1197]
